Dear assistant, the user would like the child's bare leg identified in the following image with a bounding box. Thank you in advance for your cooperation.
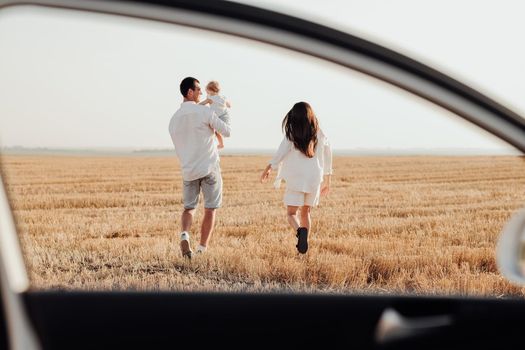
[287,206,300,231]
[299,206,311,231]
[215,131,224,149]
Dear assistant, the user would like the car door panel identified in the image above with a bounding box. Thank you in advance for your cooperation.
[23,291,525,349]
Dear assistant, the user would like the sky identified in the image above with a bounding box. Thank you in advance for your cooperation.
[0,1,523,153]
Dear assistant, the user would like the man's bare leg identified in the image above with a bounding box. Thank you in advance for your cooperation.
[181,208,195,232]
[199,208,216,248]
[180,208,195,258]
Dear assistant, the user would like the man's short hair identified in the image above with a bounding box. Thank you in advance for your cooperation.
[180,77,199,97]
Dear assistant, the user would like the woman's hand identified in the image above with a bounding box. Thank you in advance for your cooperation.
[320,175,331,196]
[260,164,272,183]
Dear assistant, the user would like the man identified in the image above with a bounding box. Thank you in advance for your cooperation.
[169,77,231,259]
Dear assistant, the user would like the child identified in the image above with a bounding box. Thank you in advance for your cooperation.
[200,80,231,149]
[260,102,333,254]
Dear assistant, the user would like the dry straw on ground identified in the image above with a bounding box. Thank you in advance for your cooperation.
[2,154,525,297]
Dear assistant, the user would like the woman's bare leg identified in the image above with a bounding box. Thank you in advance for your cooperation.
[299,205,311,231]
[287,206,300,231]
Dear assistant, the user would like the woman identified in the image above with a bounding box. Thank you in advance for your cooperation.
[260,102,333,254]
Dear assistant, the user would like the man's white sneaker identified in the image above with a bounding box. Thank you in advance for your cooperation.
[195,244,207,254]
[180,232,193,259]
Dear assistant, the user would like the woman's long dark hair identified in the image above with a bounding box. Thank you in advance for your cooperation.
[282,102,319,158]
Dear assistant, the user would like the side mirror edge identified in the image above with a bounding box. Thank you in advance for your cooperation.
[496,209,525,286]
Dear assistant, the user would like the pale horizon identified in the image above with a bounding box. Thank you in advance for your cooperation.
[1,145,519,157]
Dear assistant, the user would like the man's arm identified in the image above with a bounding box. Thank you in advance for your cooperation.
[208,111,231,137]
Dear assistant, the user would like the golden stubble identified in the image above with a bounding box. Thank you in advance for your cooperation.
[2,154,525,297]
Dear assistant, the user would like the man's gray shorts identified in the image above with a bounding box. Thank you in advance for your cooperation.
[183,168,222,209]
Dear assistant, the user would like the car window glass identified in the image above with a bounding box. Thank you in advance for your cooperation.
[0,6,524,296]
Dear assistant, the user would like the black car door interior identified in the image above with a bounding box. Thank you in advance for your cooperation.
[22,291,525,349]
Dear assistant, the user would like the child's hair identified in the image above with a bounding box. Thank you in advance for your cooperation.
[282,102,319,158]
[206,81,220,93]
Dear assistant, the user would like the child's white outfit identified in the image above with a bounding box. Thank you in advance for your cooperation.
[269,129,333,207]
[208,95,230,125]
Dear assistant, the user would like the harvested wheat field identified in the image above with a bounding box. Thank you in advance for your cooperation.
[2,154,525,297]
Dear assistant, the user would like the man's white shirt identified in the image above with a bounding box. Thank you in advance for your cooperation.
[169,101,231,181]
